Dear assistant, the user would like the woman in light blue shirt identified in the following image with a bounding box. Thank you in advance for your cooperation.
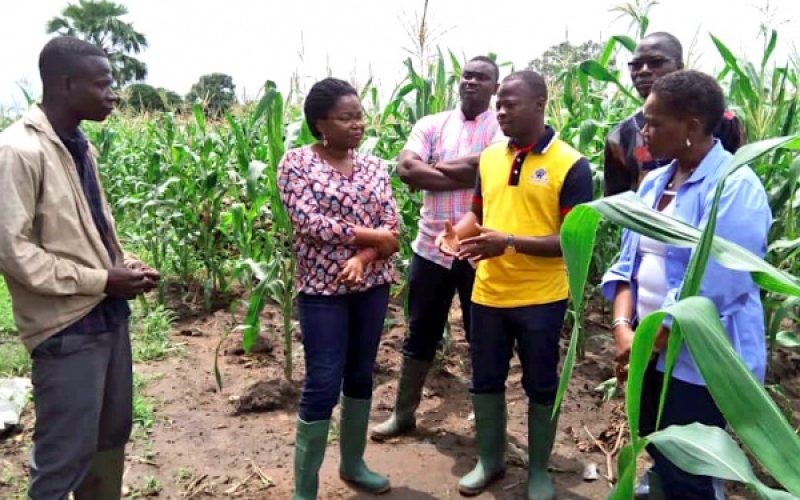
[601,70,771,498]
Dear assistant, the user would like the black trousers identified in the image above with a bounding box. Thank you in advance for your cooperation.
[640,360,726,499]
[402,253,475,362]
[469,300,567,404]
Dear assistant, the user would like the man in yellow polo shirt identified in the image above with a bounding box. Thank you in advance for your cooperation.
[436,70,593,499]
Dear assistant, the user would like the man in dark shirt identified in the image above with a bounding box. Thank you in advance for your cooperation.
[56,129,132,336]
[604,32,745,196]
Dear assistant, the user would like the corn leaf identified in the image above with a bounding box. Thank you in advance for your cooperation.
[657,298,800,494]
[648,423,797,499]
[761,30,778,71]
[711,34,757,103]
[608,442,641,499]
[579,60,637,101]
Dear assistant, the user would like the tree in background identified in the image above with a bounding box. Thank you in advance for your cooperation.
[46,0,148,86]
[158,88,184,112]
[186,73,237,117]
[123,83,164,112]
[527,40,606,81]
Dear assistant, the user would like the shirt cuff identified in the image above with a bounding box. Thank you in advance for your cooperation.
[79,267,109,296]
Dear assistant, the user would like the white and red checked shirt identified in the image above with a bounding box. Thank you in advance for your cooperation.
[404,109,504,269]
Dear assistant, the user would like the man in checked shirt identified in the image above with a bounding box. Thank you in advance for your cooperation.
[370,56,505,441]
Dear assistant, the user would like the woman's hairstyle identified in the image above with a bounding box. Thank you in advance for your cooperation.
[304,77,358,139]
[651,70,725,135]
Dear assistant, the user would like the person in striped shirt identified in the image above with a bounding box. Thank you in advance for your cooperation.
[370,56,504,441]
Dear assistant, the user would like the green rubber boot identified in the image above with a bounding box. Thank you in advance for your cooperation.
[458,392,507,496]
[527,403,558,500]
[293,419,330,500]
[370,356,432,441]
[339,395,391,494]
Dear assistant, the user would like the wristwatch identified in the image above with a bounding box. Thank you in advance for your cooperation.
[505,234,517,255]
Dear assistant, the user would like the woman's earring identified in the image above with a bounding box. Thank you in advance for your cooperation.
[322,136,329,148]
[686,137,692,148]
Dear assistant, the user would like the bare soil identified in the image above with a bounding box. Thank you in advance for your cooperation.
[1,297,798,499]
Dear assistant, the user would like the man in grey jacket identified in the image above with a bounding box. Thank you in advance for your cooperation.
[0,37,158,499]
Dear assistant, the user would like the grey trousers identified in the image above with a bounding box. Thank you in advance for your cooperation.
[28,322,133,500]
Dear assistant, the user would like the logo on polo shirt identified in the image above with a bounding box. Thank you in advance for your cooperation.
[530,167,549,185]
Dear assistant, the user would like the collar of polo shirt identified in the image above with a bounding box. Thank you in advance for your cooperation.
[506,125,557,186]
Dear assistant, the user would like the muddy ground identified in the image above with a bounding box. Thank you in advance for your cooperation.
[1,297,798,499]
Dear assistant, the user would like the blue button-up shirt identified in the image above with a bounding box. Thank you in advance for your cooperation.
[601,141,771,385]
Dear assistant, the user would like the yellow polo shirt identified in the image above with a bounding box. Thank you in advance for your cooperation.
[471,127,593,308]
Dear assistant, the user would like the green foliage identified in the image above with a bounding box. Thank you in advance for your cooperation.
[648,424,797,499]
[0,276,15,333]
[0,333,30,378]
[527,40,607,81]
[130,300,178,362]
[132,373,155,431]
[129,476,162,498]
[45,0,148,86]
[5,17,794,491]
[186,73,237,117]
[0,277,25,377]
[123,83,165,113]
[157,87,183,111]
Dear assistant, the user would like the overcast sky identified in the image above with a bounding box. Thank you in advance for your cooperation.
[1,0,798,110]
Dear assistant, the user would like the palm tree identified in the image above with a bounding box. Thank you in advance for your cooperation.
[46,0,148,86]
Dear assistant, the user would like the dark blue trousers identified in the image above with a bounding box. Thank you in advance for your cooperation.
[640,360,726,499]
[297,285,390,422]
[469,300,567,404]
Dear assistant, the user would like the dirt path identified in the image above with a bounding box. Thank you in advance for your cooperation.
[119,303,625,499]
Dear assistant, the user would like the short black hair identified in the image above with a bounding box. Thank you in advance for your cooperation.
[467,56,500,82]
[503,70,548,100]
[304,77,358,139]
[39,36,107,83]
[641,32,683,62]
[651,70,724,135]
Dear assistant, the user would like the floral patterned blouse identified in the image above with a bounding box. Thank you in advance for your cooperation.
[278,146,399,295]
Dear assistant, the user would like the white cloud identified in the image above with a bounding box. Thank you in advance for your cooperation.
[1,0,797,110]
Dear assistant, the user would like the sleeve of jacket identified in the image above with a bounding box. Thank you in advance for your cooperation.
[660,169,771,317]
[0,146,108,296]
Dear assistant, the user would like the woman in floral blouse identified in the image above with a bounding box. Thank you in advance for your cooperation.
[278,77,399,499]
